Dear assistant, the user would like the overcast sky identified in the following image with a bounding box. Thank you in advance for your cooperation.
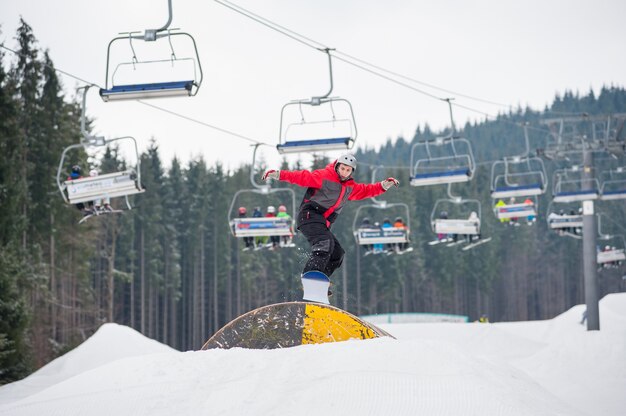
[2,0,625,172]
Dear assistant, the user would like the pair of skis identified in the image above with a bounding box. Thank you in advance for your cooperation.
[428,237,492,250]
[78,207,123,224]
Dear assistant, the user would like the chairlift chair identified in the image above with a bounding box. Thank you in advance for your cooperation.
[57,86,145,215]
[545,200,583,239]
[57,137,145,211]
[600,167,626,201]
[276,49,357,154]
[228,145,297,248]
[490,131,547,222]
[490,156,547,199]
[410,136,475,187]
[100,1,202,101]
[596,215,626,268]
[552,166,600,203]
[352,166,412,254]
[429,189,491,250]
[352,201,413,254]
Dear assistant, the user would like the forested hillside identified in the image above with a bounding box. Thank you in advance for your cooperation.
[1,20,624,382]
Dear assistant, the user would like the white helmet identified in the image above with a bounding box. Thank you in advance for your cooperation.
[336,153,357,170]
[89,169,98,177]
[267,206,276,214]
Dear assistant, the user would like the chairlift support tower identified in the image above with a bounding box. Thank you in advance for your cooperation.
[539,114,626,331]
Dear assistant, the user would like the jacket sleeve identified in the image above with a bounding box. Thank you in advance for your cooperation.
[348,182,385,201]
[279,169,324,189]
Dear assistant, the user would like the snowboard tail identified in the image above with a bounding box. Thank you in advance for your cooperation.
[301,271,330,305]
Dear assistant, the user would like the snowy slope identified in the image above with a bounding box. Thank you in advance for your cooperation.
[0,323,176,404]
[1,294,625,416]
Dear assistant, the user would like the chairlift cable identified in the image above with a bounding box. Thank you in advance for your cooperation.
[333,49,511,108]
[137,100,268,145]
[214,0,325,51]
[331,54,443,101]
[0,44,99,88]
[214,0,556,135]
[0,43,268,146]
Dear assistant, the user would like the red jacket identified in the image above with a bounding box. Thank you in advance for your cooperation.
[279,162,385,227]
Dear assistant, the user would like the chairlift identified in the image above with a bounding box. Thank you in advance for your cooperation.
[352,167,413,255]
[277,49,357,154]
[56,87,145,219]
[551,166,600,203]
[490,124,547,199]
[546,200,582,239]
[429,184,491,250]
[491,124,546,224]
[228,145,297,250]
[600,166,626,201]
[410,99,475,186]
[100,0,203,101]
[596,214,626,269]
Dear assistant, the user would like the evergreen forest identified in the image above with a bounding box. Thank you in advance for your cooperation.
[1,20,625,383]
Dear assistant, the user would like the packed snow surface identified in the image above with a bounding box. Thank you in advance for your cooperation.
[1,294,625,416]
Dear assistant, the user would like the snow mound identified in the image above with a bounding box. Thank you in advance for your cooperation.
[0,323,175,404]
[0,294,625,416]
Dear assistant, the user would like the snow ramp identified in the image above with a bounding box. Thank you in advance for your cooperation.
[201,302,393,349]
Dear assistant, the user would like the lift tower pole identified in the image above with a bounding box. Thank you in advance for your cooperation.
[540,113,626,331]
[582,146,600,330]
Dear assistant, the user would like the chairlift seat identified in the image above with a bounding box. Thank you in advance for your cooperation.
[354,227,409,245]
[410,168,471,187]
[100,80,194,102]
[277,137,351,154]
[547,213,583,229]
[230,218,293,237]
[495,202,537,220]
[552,190,598,203]
[600,189,626,201]
[64,171,144,204]
[433,218,480,235]
[597,249,626,264]
[491,183,543,199]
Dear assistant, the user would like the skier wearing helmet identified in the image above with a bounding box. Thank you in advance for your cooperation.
[67,165,93,214]
[266,206,280,249]
[262,153,399,279]
[276,205,293,247]
[237,207,254,251]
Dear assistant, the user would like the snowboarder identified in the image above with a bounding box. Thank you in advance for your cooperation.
[262,153,399,280]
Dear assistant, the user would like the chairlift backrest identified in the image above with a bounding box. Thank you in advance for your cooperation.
[494,201,537,220]
[547,212,583,229]
[352,202,411,246]
[430,197,482,235]
[597,249,626,264]
[490,156,547,199]
[64,170,143,204]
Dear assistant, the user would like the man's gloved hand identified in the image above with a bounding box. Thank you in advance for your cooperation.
[262,169,280,182]
[381,177,399,191]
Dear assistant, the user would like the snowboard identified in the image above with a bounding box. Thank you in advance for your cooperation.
[301,270,331,305]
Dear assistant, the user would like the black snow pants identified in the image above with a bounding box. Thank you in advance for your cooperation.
[299,222,345,277]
